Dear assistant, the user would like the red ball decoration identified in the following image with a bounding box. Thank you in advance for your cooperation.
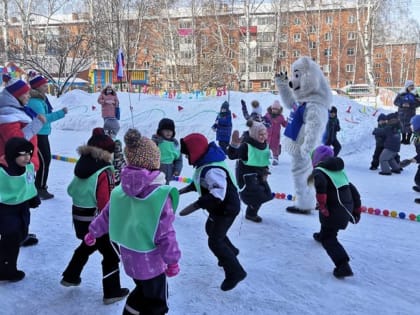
[382,209,389,216]
[361,206,367,213]
[368,207,374,214]
[409,213,416,221]
[280,193,286,199]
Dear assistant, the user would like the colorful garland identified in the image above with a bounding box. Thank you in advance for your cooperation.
[51,154,78,163]
[361,206,420,222]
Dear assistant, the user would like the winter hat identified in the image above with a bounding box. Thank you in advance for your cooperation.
[180,133,209,165]
[377,113,387,122]
[221,101,229,111]
[410,115,420,132]
[3,74,30,99]
[312,145,334,167]
[103,118,120,136]
[28,71,48,89]
[87,127,115,153]
[124,129,160,170]
[5,137,34,165]
[247,119,266,141]
[386,112,398,121]
[404,80,414,89]
[251,100,262,116]
[272,100,281,110]
[157,118,175,137]
[329,106,337,114]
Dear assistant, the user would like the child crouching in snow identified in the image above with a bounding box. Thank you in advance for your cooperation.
[85,129,181,315]
[309,145,361,278]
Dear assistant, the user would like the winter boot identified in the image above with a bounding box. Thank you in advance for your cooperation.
[38,188,54,200]
[272,158,279,166]
[286,206,311,214]
[333,261,354,279]
[369,165,377,170]
[412,186,420,193]
[245,205,262,223]
[102,267,129,305]
[415,198,420,204]
[313,232,322,243]
[221,264,247,291]
[21,233,38,247]
[60,276,81,287]
[0,270,25,282]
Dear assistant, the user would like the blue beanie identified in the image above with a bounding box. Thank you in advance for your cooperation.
[411,115,420,132]
[377,113,387,122]
[312,145,334,167]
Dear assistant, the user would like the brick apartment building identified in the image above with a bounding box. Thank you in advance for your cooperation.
[2,2,418,92]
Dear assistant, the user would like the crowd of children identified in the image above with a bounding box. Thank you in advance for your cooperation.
[7,81,420,313]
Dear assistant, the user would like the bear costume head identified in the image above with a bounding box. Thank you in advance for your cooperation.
[288,56,332,107]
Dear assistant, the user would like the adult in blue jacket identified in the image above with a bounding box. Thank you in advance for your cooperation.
[27,73,68,200]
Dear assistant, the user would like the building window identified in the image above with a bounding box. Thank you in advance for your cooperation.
[376,53,382,58]
[308,25,317,33]
[324,48,332,56]
[347,48,355,56]
[256,64,272,72]
[325,32,332,41]
[201,35,208,47]
[309,41,316,49]
[385,65,390,73]
[180,51,192,59]
[348,15,355,23]
[374,63,381,68]
[279,50,287,58]
[258,32,275,42]
[294,17,300,25]
[228,36,235,45]
[348,32,356,40]
[323,64,331,73]
[261,81,270,89]
[280,65,288,72]
[293,50,301,57]
[345,80,353,85]
[279,33,288,42]
[375,72,380,79]
[293,33,301,42]
[346,64,354,72]
[179,21,192,28]
[228,50,235,59]
[326,16,333,24]
[385,77,391,83]
[240,63,246,72]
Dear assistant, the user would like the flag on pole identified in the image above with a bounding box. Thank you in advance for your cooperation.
[115,48,125,80]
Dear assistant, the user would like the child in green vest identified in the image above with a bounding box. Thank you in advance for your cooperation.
[85,128,181,315]
[61,127,129,304]
[152,118,183,184]
[178,133,247,291]
[0,137,40,282]
[227,120,273,223]
[309,145,362,278]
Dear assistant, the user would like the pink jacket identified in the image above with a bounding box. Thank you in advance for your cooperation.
[88,167,181,280]
[97,87,119,119]
[264,107,287,151]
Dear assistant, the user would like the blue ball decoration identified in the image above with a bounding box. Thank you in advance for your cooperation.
[398,212,406,219]
[287,194,292,200]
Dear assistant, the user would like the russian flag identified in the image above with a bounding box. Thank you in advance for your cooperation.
[115,48,124,80]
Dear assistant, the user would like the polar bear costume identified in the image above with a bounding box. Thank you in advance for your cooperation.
[275,57,332,213]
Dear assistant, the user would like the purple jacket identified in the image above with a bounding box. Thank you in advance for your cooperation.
[89,166,181,280]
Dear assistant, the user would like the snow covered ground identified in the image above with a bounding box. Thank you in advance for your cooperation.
[1,90,419,315]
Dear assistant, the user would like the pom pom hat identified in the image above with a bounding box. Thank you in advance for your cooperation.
[3,73,30,99]
[103,118,120,136]
[87,127,115,153]
[28,71,48,89]
[247,119,266,141]
[124,128,161,171]
[311,145,334,167]
[180,133,208,165]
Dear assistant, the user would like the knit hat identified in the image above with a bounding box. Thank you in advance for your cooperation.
[221,101,229,111]
[411,115,420,132]
[124,129,160,170]
[157,118,175,137]
[272,100,281,110]
[386,112,398,121]
[87,127,115,153]
[377,113,387,122]
[312,145,334,167]
[247,119,266,141]
[404,80,414,89]
[28,71,49,89]
[329,106,337,114]
[180,133,208,165]
[103,118,120,136]
[3,74,30,99]
[5,137,34,165]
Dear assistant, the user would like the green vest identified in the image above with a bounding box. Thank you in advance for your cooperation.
[243,144,270,167]
[316,167,349,189]
[192,161,237,196]
[67,166,113,208]
[0,164,37,205]
[109,185,179,252]
[158,140,180,164]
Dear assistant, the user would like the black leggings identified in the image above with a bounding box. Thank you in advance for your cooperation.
[36,134,51,190]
